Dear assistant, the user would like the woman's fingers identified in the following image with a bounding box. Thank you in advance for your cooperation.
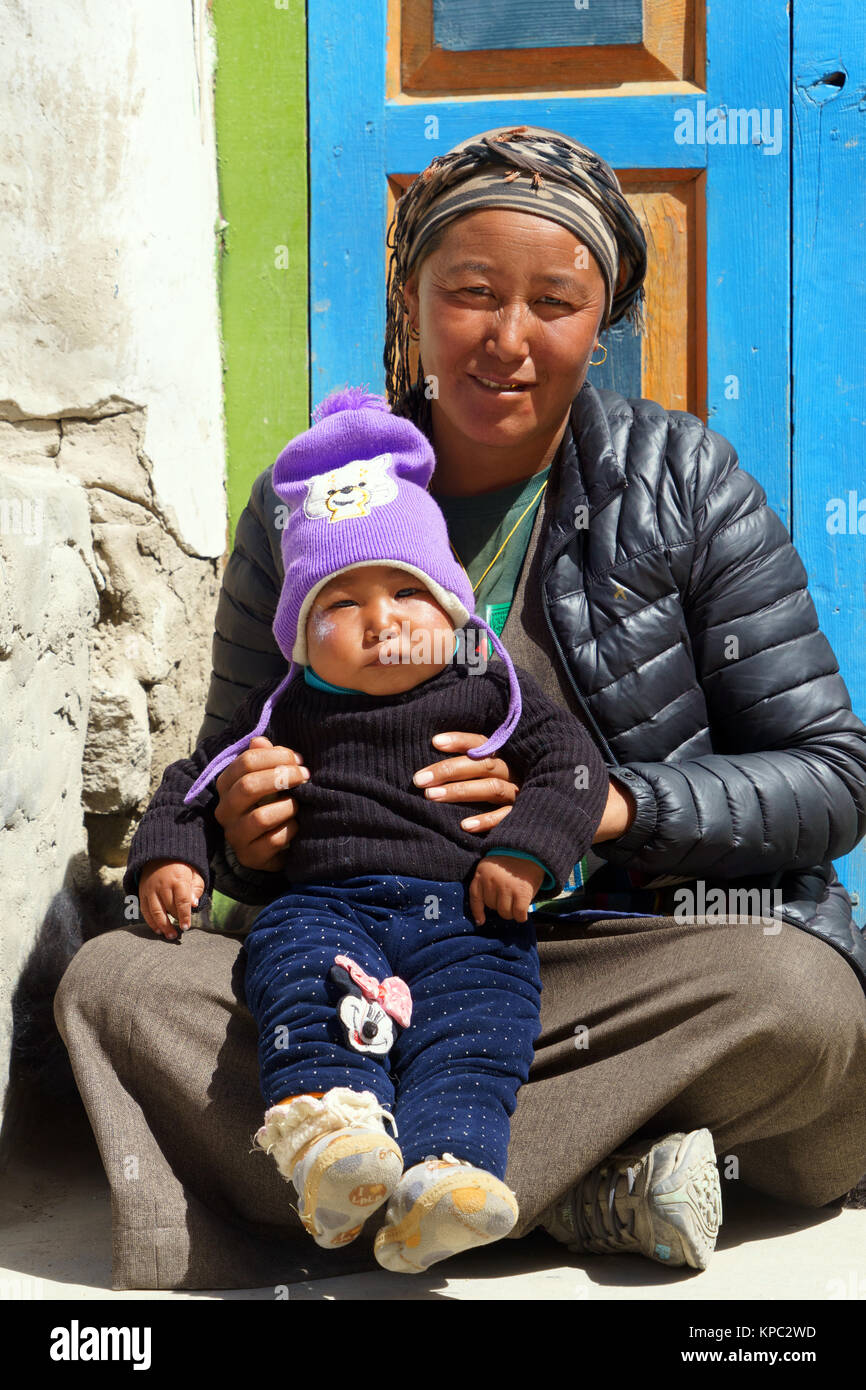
[229,792,302,835]
[424,730,511,778]
[413,732,520,833]
[238,817,300,872]
[421,771,518,805]
[215,766,309,824]
[214,736,308,871]
[214,738,307,820]
[414,733,519,809]
[459,804,514,833]
[419,733,515,778]
[430,732,490,753]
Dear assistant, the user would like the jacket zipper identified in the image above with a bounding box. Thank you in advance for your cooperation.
[540,541,619,768]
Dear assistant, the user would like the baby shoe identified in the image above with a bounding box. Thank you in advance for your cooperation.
[373,1153,518,1273]
[254,1087,403,1249]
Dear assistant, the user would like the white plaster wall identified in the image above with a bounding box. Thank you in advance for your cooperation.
[0,467,100,1108]
[0,0,226,557]
[0,0,226,1119]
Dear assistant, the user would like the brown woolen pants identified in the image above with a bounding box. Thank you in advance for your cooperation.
[54,912,866,1289]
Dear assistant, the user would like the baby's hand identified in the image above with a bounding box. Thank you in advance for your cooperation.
[469,855,545,927]
[138,859,206,940]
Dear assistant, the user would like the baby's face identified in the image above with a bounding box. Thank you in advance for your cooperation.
[306,565,456,694]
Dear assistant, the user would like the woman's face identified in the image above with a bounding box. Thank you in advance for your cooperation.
[305,564,455,694]
[402,208,608,454]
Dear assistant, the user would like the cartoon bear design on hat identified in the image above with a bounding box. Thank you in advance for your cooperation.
[305,454,398,523]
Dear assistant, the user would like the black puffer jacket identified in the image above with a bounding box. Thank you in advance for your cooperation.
[198,382,866,991]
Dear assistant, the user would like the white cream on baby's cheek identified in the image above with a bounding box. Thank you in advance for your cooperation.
[308,607,338,644]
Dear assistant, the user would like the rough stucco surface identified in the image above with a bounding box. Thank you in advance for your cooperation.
[0,1,227,1114]
[0,0,227,558]
[0,463,99,1107]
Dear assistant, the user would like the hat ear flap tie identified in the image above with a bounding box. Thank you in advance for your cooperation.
[463,619,522,760]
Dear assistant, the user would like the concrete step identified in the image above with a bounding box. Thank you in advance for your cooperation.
[1,1093,864,1303]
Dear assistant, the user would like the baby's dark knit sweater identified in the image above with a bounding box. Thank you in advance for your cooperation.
[123,645,609,911]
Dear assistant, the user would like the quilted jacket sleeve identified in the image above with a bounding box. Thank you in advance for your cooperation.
[599,424,866,879]
[195,465,291,903]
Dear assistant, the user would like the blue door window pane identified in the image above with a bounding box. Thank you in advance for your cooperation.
[433,0,643,52]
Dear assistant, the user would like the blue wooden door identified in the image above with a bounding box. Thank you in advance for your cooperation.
[308,0,866,910]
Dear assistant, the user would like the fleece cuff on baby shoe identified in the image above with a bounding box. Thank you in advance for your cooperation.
[254,1086,397,1181]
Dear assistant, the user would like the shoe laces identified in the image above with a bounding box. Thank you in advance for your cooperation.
[567,1156,645,1253]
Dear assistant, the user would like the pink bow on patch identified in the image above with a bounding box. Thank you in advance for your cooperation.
[334,954,413,1029]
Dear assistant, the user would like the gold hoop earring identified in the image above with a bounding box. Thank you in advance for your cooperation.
[408,324,420,341]
[589,343,607,366]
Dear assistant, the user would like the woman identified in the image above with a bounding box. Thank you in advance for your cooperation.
[55,126,866,1291]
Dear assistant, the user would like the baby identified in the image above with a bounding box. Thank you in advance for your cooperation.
[124,388,608,1274]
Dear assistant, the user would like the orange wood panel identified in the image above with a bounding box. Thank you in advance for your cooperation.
[389,0,704,96]
[619,170,705,416]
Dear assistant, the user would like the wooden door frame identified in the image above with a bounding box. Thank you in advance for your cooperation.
[309,0,790,518]
[305,0,865,905]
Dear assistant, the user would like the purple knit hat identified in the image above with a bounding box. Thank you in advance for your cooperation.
[183,387,523,804]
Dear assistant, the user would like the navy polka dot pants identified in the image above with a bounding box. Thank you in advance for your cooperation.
[242,875,542,1177]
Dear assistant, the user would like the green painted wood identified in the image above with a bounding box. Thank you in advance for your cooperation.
[792,0,866,911]
[211,0,308,546]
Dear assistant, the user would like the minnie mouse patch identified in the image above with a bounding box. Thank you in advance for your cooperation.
[328,954,412,1057]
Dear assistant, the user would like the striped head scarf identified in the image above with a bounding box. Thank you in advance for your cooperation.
[384,124,647,427]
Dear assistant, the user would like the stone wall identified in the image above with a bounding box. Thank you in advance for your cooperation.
[0,0,227,1116]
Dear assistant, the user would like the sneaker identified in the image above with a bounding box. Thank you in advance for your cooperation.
[374,1153,519,1274]
[255,1088,403,1250]
[539,1128,722,1270]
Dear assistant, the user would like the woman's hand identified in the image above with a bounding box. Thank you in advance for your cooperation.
[592,777,637,842]
[413,731,520,832]
[214,736,310,872]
